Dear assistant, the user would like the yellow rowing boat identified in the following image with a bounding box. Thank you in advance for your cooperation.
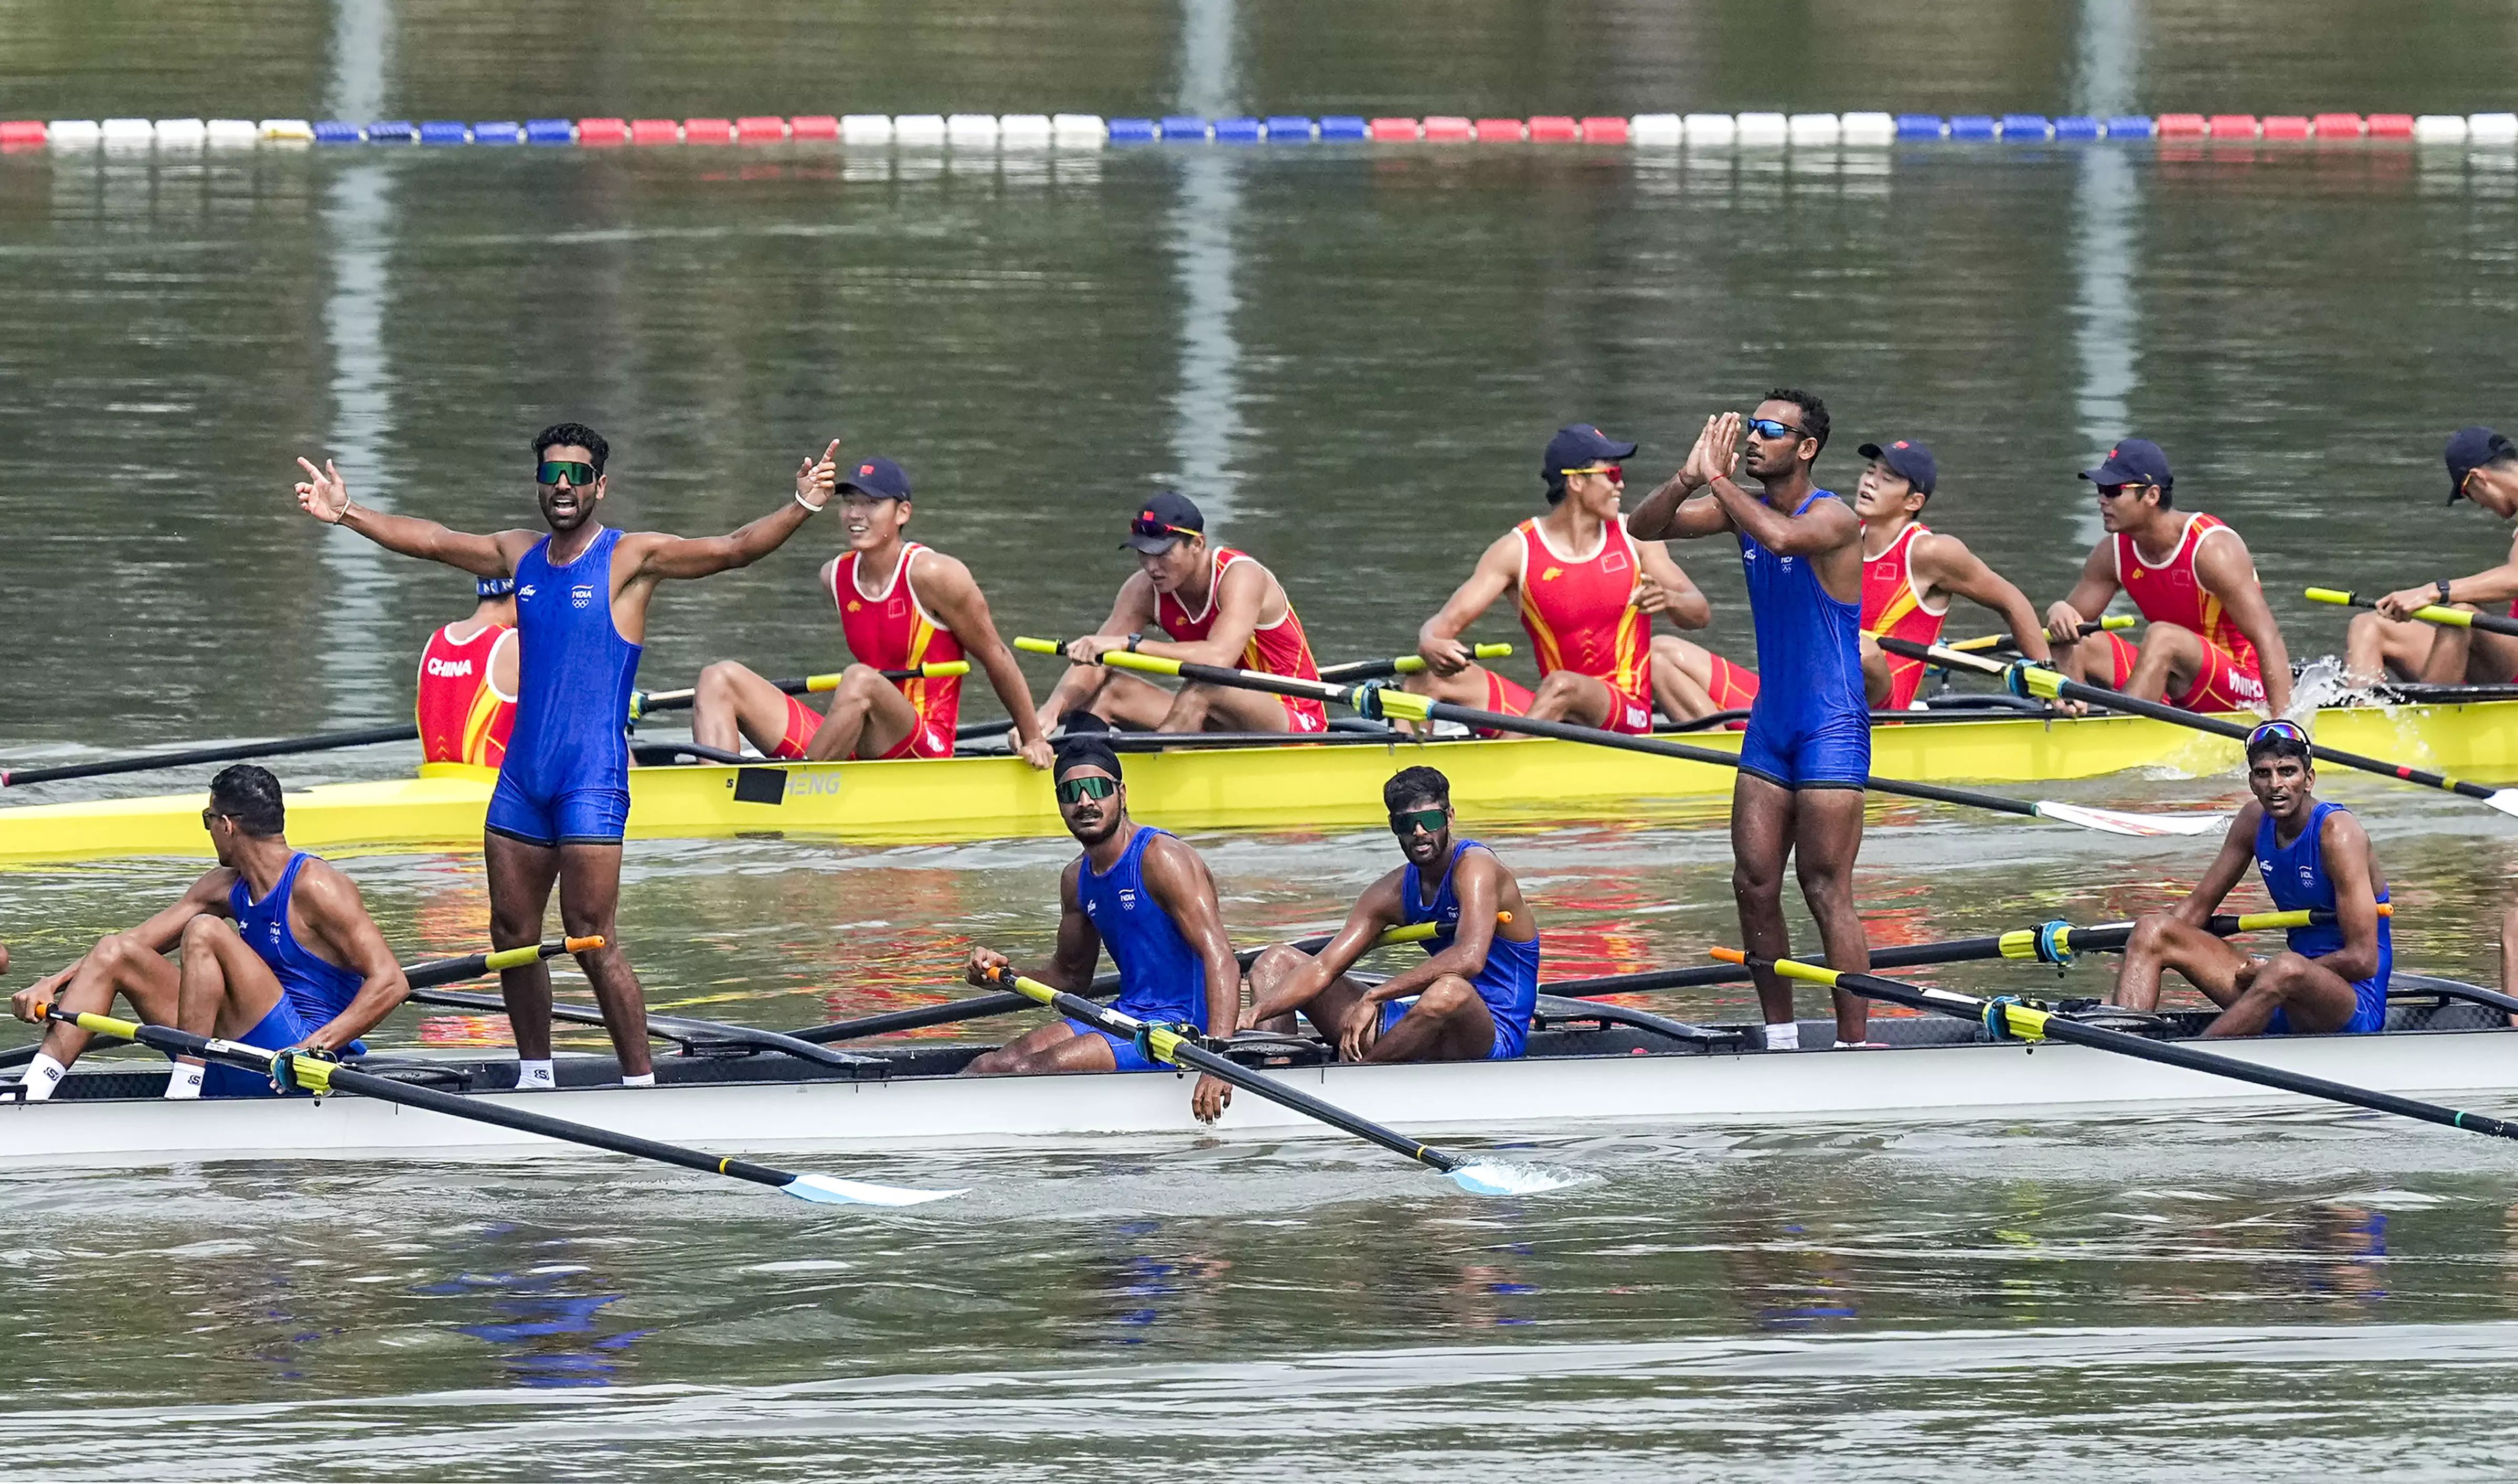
[4,698,2514,861]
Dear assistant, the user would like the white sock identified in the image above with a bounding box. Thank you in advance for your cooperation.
[17,1053,67,1102]
[515,1059,555,1090]
[620,1072,656,1088]
[1764,1022,1800,1052]
[163,1061,205,1100]
[1834,1040,1864,1050]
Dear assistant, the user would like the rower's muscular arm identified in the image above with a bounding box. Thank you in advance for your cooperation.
[1361,852,1515,1005]
[1416,533,1521,674]
[1141,835,1242,1124]
[1635,543,1713,629]
[913,550,1053,766]
[1040,577,1162,720]
[1244,873,1405,1025]
[1133,560,1272,669]
[2194,530,2292,714]
[623,441,838,581]
[1915,533,2053,663]
[2172,805,2263,929]
[2045,543,2122,643]
[966,862,1103,994]
[1625,479,1733,541]
[2313,810,2385,984]
[286,861,410,1053]
[294,458,524,577]
[13,871,236,1020]
[2377,533,2518,616]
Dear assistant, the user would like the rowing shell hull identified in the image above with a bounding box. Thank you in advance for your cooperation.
[5,1028,2511,1171]
[5,699,2516,861]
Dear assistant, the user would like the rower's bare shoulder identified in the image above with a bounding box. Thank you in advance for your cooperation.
[183,864,242,909]
[290,856,371,916]
[906,545,977,596]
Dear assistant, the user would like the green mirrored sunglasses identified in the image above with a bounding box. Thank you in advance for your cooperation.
[1389,807,1448,836]
[537,460,598,486]
[1056,775,1119,805]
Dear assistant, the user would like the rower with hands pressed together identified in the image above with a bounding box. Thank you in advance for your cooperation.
[1627,392,1875,1050]
[689,455,1053,768]
[961,722,1242,1122]
[7,766,408,1101]
[1243,766,1541,1063]
[2112,720,2391,1036]
[2345,426,2518,687]
[294,423,836,1090]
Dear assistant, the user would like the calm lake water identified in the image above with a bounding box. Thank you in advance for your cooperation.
[9,0,2518,1477]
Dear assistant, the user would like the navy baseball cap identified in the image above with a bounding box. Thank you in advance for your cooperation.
[2445,426,2514,504]
[1123,489,1206,553]
[1856,438,1937,496]
[1542,424,1638,481]
[2079,439,2173,491]
[837,455,912,500]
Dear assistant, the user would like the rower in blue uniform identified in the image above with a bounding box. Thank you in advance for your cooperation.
[1629,390,1875,1049]
[295,423,841,1087]
[5,765,408,1100]
[1244,765,1541,1063]
[963,720,1245,1122]
[2114,719,2393,1035]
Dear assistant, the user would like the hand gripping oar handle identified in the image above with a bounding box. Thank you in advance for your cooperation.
[985,966,1475,1177]
[2307,586,2518,640]
[1317,643,1513,685]
[1884,636,2518,809]
[1544,909,2368,995]
[631,663,972,720]
[1945,614,2132,654]
[2,722,420,789]
[1711,947,2518,1140]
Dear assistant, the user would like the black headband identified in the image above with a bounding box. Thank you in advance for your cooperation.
[1054,736,1123,784]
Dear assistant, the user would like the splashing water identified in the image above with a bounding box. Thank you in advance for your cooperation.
[1446,1161,1584,1198]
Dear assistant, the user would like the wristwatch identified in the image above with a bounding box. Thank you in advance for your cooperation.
[1125,632,1143,653]
[2437,578,2455,604]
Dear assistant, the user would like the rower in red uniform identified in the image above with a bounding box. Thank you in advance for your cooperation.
[1038,490,1330,734]
[415,576,518,767]
[1850,438,2053,708]
[2346,427,2518,686]
[1409,425,1714,731]
[2044,439,2293,717]
[691,456,1052,768]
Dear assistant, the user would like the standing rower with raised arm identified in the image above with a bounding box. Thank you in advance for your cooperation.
[2113,721,2391,1037]
[688,455,1053,768]
[1852,437,2053,709]
[6,766,408,1101]
[416,575,518,767]
[1405,424,1717,730]
[1627,391,1873,1050]
[293,423,836,1088]
[1242,766,1540,1063]
[1034,490,1329,735]
[2043,439,2293,717]
[2345,427,2518,687]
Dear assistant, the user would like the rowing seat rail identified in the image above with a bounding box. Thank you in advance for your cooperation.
[1531,995,1745,1047]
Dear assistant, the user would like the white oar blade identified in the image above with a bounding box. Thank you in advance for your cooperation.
[2485,789,2518,820]
[2033,802,2228,838]
[1446,1161,1578,1197]
[782,1173,965,1208]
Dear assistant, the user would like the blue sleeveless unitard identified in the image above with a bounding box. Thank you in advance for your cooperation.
[1737,490,1870,789]
[1378,838,1540,1060]
[1067,825,1209,1071]
[202,852,369,1097]
[2254,800,2391,1034]
[486,527,642,846]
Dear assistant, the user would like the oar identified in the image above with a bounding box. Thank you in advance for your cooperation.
[33,1003,959,1206]
[630,663,971,721]
[407,985,878,1069]
[0,935,599,1073]
[1945,614,2132,654]
[1710,947,2518,1142]
[1887,636,2518,819]
[2,722,420,788]
[2307,586,2518,639]
[982,966,1560,1197]
[1544,908,2370,996]
[1318,644,1513,684]
[794,920,1457,1045]
[1019,639,2225,838]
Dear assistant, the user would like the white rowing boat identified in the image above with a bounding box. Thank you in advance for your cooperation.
[3,983,2509,1172]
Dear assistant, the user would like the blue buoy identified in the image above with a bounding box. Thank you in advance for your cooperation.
[1212,116,1262,144]
[1159,115,1210,141]
[473,121,522,145]
[1948,115,1996,140]
[1264,115,1316,142]
[419,120,470,145]
[313,121,364,145]
[2106,115,2156,138]
[1894,114,1946,139]
[2053,115,2103,140]
[525,119,575,145]
[1318,115,1368,141]
[1999,114,2053,140]
[367,121,417,144]
[1107,118,1158,144]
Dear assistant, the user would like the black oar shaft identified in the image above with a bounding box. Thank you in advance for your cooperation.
[3,723,419,788]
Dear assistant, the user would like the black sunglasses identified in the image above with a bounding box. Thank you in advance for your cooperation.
[1389,807,1448,836]
[1057,775,1119,805]
[537,460,598,486]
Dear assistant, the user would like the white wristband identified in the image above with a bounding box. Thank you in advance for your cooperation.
[795,490,823,514]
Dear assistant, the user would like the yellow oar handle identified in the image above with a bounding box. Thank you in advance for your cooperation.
[1390,643,1513,675]
[992,969,1192,1063]
[2304,586,2472,629]
[1945,614,2133,653]
[482,935,606,971]
[1369,911,1512,948]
